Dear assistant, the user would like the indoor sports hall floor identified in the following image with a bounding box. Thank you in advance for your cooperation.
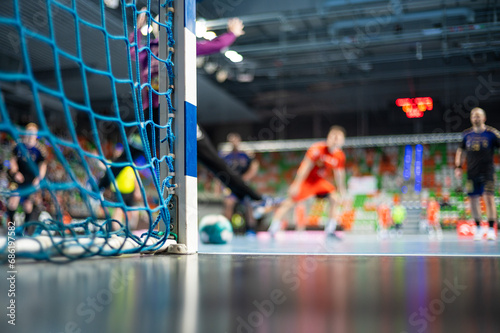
[200,231,500,256]
[1,231,499,333]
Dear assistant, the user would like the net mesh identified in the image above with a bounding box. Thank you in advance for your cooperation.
[0,0,177,260]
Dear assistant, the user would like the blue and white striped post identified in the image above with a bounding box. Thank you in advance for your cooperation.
[162,0,197,253]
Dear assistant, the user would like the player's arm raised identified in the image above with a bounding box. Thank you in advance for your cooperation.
[289,157,314,198]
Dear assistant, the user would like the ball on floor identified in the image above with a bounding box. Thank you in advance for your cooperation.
[199,214,234,244]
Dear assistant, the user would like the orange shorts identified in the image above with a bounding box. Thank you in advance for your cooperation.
[428,218,439,226]
[379,218,391,228]
[292,178,336,202]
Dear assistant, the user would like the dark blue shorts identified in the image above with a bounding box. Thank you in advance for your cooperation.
[113,191,135,207]
[9,182,34,202]
[466,175,495,196]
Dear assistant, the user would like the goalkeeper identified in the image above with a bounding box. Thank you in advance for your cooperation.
[129,12,262,202]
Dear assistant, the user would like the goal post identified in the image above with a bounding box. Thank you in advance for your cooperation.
[0,0,199,260]
[160,0,198,254]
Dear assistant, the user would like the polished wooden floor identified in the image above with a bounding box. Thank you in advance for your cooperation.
[1,232,499,333]
[200,231,500,256]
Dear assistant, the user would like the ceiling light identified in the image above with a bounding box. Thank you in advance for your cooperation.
[196,19,207,38]
[104,0,119,9]
[203,31,217,40]
[358,62,373,72]
[237,73,254,83]
[216,69,228,83]
[224,50,243,63]
[196,57,205,68]
[204,62,218,75]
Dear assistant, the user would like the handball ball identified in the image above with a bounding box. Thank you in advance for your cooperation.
[199,214,233,244]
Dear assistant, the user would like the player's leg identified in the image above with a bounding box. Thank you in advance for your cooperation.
[121,191,140,230]
[125,210,140,230]
[21,196,38,234]
[223,195,237,221]
[392,205,405,236]
[427,219,435,238]
[268,197,296,236]
[394,221,403,237]
[109,191,129,231]
[111,208,125,231]
[436,225,443,240]
[378,217,388,239]
[469,194,484,240]
[22,197,34,222]
[0,200,6,232]
[483,191,497,241]
[467,178,486,240]
[127,179,143,230]
[7,195,20,223]
[470,196,482,222]
[242,197,257,235]
[325,192,339,236]
[434,219,443,240]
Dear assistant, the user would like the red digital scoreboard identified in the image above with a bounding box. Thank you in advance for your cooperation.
[396,97,433,118]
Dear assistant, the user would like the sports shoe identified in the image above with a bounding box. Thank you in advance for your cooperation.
[324,220,337,236]
[327,231,343,240]
[474,227,487,241]
[268,220,281,238]
[252,206,266,220]
[252,196,283,220]
[245,230,257,238]
[428,229,435,239]
[378,229,388,239]
[487,228,497,241]
[436,229,443,240]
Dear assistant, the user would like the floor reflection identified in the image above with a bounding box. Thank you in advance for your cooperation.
[0,254,498,333]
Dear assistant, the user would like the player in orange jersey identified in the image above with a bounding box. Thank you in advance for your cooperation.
[377,201,392,239]
[267,126,347,237]
[427,197,443,240]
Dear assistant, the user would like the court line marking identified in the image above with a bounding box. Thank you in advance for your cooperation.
[198,251,500,257]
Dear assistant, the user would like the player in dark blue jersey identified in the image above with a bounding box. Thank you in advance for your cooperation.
[7,123,47,225]
[455,108,499,241]
[219,133,259,234]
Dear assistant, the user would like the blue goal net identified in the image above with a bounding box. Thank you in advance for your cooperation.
[0,0,181,260]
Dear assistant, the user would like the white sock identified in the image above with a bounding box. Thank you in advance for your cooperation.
[325,219,337,234]
[269,219,281,232]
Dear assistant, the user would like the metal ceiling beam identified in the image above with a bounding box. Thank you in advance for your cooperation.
[215,61,500,94]
[329,8,475,36]
[248,45,500,76]
[201,0,490,28]
[230,24,500,56]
